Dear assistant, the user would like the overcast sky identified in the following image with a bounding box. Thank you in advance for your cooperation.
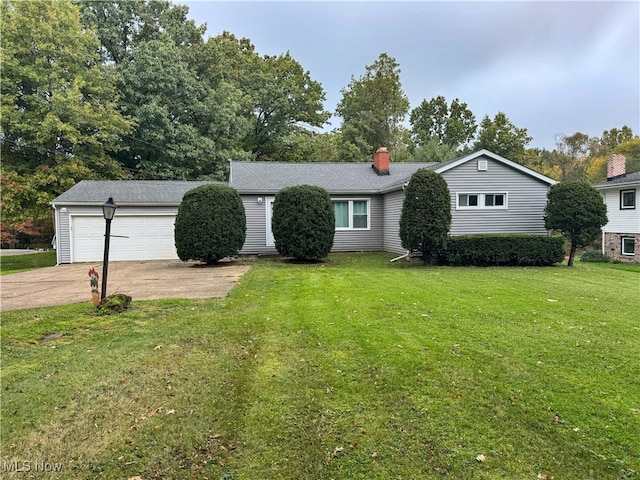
[183,1,639,151]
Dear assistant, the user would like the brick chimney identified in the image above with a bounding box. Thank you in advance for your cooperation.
[607,154,626,180]
[372,147,390,175]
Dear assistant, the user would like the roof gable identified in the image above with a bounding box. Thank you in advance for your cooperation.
[434,150,556,185]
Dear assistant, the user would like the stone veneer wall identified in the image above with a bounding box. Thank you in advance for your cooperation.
[604,232,640,263]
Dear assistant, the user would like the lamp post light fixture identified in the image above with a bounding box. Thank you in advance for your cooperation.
[101,197,117,301]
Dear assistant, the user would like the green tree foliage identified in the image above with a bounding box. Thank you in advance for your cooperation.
[544,182,608,266]
[174,184,246,263]
[600,125,636,155]
[474,112,532,163]
[548,132,601,181]
[271,185,335,260]
[336,53,410,159]
[1,0,132,237]
[76,0,205,65]
[276,131,340,163]
[115,35,248,179]
[410,96,477,152]
[242,52,330,160]
[399,169,451,262]
[1,0,132,176]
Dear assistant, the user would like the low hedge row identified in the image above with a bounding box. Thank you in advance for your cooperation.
[439,234,565,266]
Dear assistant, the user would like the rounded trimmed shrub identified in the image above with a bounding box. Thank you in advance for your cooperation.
[174,184,246,263]
[399,168,451,262]
[271,185,335,260]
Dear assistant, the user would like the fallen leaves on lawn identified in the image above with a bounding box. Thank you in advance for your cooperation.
[476,454,486,462]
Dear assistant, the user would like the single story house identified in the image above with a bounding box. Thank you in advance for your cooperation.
[51,149,556,264]
[594,154,640,263]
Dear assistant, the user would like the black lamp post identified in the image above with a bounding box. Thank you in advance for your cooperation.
[101,197,117,301]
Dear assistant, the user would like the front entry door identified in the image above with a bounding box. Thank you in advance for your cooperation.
[265,197,275,246]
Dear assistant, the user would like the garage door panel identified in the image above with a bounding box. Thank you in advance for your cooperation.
[72,215,178,262]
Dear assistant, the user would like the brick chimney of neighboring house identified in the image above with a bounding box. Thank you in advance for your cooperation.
[607,154,626,180]
[372,147,390,175]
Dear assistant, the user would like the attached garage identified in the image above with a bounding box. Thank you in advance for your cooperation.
[51,180,221,264]
[71,214,178,262]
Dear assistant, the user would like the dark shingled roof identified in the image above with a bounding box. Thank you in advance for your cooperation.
[594,171,640,188]
[229,161,439,194]
[51,180,223,205]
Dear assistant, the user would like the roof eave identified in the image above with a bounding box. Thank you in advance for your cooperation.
[594,180,640,190]
[50,201,181,207]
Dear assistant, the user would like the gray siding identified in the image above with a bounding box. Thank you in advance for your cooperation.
[240,195,277,255]
[58,209,71,264]
[239,194,383,255]
[442,156,550,236]
[383,190,406,254]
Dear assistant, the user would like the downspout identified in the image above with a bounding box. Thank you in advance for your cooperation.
[390,250,411,262]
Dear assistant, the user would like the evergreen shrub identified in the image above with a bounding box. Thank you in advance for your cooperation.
[579,249,612,263]
[441,234,564,266]
[271,185,335,260]
[174,184,246,263]
[399,169,451,262]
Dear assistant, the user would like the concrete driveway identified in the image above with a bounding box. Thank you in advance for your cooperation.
[1,260,250,311]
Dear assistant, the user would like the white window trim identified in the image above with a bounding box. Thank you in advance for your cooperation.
[333,198,371,230]
[621,237,635,256]
[620,189,636,210]
[456,192,508,210]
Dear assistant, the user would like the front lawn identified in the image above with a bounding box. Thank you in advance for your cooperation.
[1,251,57,274]
[1,254,639,479]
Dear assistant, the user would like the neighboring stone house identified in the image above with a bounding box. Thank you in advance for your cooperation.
[594,154,640,263]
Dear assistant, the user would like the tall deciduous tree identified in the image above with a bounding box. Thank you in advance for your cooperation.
[410,96,477,152]
[1,0,132,240]
[115,35,248,179]
[1,0,131,176]
[399,169,451,263]
[336,53,410,159]
[544,182,607,266]
[242,52,330,160]
[474,112,531,163]
[76,0,205,65]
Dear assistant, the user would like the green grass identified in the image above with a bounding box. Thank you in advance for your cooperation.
[1,253,639,479]
[0,251,57,274]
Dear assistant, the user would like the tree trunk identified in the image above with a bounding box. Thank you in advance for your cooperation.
[567,243,578,267]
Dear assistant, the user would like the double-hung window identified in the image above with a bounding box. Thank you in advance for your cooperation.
[333,199,369,229]
[622,237,635,256]
[457,193,507,209]
[620,189,636,209]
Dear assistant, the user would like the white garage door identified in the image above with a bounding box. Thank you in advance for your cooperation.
[72,215,178,262]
